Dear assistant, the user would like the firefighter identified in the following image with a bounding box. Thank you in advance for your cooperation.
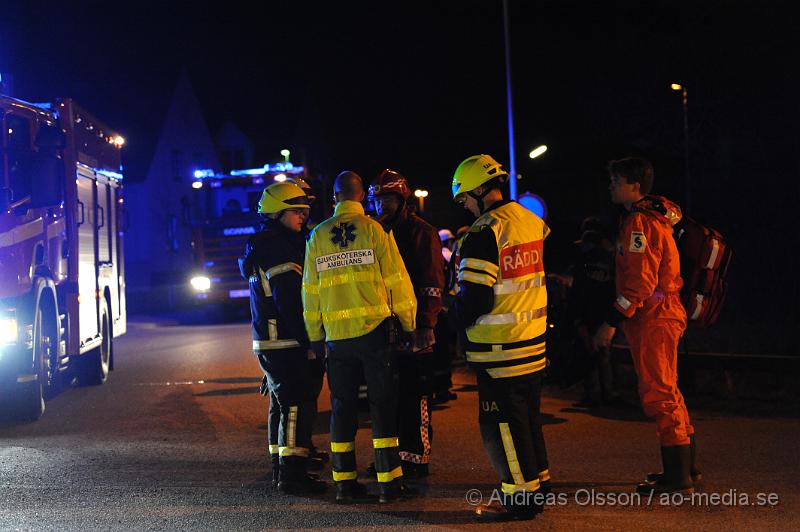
[238,181,326,495]
[592,157,699,495]
[451,154,550,521]
[367,169,444,479]
[302,171,418,503]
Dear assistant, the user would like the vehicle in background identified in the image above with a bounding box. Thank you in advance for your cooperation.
[187,163,307,309]
[0,94,126,421]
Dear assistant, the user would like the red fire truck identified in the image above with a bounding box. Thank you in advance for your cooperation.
[0,94,126,421]
[187,163,309,309]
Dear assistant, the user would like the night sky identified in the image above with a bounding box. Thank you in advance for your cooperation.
[2,1,798,352]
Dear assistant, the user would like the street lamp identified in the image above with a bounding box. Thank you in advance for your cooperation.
[280,149,290,163]
[529,145,548,159]
[414,189,429,212]
[671,83,690,213]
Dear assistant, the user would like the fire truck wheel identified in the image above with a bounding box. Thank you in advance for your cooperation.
[78,301,111,386]
[15,299,54,421]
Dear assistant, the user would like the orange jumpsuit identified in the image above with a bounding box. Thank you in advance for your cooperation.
[607,196,693,446]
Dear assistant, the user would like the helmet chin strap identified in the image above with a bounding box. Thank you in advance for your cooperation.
[468,188,490,214]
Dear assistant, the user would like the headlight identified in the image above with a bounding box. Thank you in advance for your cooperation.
[0,317,18,345]
[190,276,211,292]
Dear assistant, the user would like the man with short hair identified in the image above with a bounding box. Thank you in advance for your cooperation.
[592,156,699,495]
[451,154,551,521]
[302,171,418,503]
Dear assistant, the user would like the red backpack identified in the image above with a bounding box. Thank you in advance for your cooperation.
[674,216,732,328]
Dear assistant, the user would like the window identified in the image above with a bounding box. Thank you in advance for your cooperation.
[6,114,34,201]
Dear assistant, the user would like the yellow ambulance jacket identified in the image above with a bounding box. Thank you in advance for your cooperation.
[302,200,417,342]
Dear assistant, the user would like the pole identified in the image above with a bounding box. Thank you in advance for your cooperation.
[682,86,691,213]
[418,195,425,213]
[502,0,518,200]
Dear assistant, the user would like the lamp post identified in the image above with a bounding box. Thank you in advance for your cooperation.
[414,189,429,212]
[280,149,290,163]
[502,0,518,200]
[671,83,690,213]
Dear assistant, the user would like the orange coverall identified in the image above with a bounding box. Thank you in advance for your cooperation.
[607,196,693,446]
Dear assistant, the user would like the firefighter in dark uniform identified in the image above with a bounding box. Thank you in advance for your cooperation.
[302,171,418,503]
[451,154,551,521]
[368,169,445,478]
[239,181,326,495]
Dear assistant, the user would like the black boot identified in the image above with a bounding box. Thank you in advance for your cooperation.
[277,457,328,495]
[378,479,419,503]
[637,445,694,495]
[646,434,702,484]
[271,454,280,488]
[335,480,375,503]
[475,493,542,522]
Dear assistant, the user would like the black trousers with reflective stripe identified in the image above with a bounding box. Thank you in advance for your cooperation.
[327,321,401,481]
[258,348,317,477]
[398,350,433,464]
[477,369,548,501]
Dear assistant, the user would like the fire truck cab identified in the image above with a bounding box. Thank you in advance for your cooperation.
[0,95,126,421]
[187,163,308,308]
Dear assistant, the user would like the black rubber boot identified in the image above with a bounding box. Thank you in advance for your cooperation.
[646,434,702,484]
[378,479,419,503]
[637,445,694,495]
[271,454,280,488]
[335,480,375,503]
[277,457,328,495]
[475,494,542,522]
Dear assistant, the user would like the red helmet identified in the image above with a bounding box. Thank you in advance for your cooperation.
[368,169,411,201]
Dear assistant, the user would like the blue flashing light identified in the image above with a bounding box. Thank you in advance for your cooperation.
[252,177,264,185]
[518,192,548,220]
[210,181,222,188]
[194,169,215,179]
[97,169,124,180]
[229,163,304,177]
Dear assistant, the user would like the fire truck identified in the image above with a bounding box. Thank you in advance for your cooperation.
[187,163,309,308]
[0,94,126,421]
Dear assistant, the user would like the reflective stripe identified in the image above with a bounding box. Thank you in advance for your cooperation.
[322,303,390,322]
[253,339,301,350]
[373,437,399,449]
[420,287,442,298]
[279,446,309,457]
[706,239,720,269]
[486,358,547,379]
[690,294,704,320]
[502,479,541,494]
[0,218,43,249]
[331,441,355,453]
[259,268,272,297]
[303,282,319,295]
[269,444,279,455]
[333,470,358,481]
[616,294,632,310]
[538,469,551,482]
[466,342,545,363]
[267,262,302,279]
[493,275,545,295]
[476,306,547,325]
[287,406,298,448]
[392,299,415,314]
[460,258,500,277]
[383,272,405,286]
[499,423,525,485]
[320,270,380,289]
[459,271,496,287]
[377,466,404,483]
[268,319,278,340]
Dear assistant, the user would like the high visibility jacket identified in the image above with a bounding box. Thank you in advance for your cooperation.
[239,218,309,352]
[457,201,550,379]
[607,195,687,326]
[303,200,417,342]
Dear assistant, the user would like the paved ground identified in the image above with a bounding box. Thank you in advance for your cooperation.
[1,316,798,530]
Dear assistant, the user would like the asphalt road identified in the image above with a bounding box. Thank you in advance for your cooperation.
[1,316,798,531]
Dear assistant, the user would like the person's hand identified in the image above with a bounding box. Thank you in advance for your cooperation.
[591,322,616,351]
[310,341,325,360]
[413,328,436,352]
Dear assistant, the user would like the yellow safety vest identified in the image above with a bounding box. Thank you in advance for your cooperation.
[460,201,550,378]
[302,200,417,342]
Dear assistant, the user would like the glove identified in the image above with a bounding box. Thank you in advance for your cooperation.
[413,327,436,352]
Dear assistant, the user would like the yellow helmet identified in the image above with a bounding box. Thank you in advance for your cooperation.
[451,154,508,198]
[258,182,311,214]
